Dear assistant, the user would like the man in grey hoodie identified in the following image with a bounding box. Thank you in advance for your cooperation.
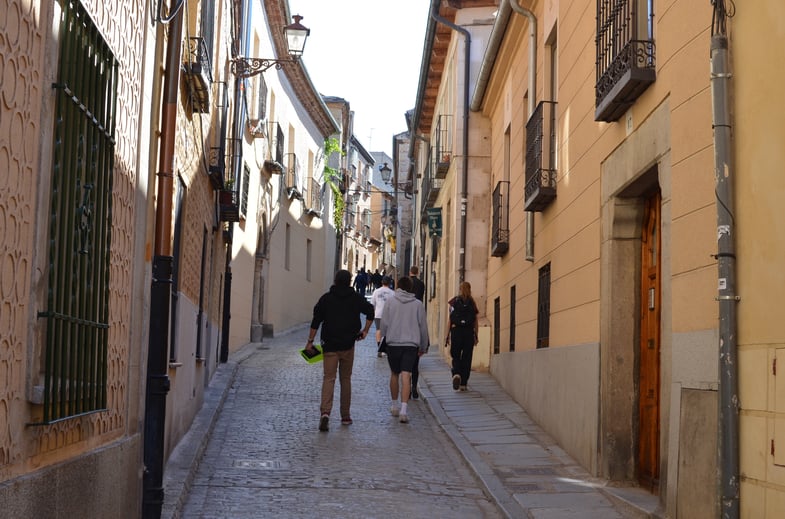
[379,276,430,423]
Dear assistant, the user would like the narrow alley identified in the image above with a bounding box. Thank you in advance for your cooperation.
[163,330,652,519]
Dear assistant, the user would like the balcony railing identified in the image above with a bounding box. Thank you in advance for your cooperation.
[184,37,213,113]
[422,150,443,208]
[434,114,452,178]
[525,101,557,212]
[284,153,302,200]
[595,0,656,122]
[492,181,510,257]
[306,178,322,216]
[219,189,240,222]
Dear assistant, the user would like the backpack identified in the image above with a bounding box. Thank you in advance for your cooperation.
[450,297,476,328]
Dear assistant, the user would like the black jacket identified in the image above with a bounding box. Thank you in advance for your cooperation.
[411,275,425,302]
[311,285,374,351]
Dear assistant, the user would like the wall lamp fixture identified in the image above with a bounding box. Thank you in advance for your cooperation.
[231,15,310,79]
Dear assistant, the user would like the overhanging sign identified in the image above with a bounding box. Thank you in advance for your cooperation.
[426,207,442,237]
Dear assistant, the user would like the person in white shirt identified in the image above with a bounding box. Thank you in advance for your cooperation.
[371,276,395,356]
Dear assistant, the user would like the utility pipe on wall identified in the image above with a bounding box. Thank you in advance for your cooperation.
[711,30,739,519]
[509,0,538,261]
[143,3,183,517]
[431,11,470,283]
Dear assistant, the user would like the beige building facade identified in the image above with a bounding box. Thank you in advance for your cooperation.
[411,0,785,517]
[0,0,155,515]
[226,1,340,349]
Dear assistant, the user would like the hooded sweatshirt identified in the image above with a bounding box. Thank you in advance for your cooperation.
[379,289,430,353]
[311,285,374,351]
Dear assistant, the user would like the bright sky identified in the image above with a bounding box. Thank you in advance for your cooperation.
[287,0,431,157]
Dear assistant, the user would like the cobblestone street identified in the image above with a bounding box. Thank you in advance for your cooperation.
[179,331,503,518]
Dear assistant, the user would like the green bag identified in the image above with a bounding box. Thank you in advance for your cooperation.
[299,343,323,364]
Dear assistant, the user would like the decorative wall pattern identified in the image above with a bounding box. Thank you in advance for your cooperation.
[0,0,147,477]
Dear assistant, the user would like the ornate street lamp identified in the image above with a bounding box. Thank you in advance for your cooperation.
[379,162,392,184]
[231,15,310,78]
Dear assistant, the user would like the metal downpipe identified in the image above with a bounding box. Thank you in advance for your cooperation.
[143,5,183,517]
[710,33,739,519]
[431,11,470,283]
[509,0,537,262]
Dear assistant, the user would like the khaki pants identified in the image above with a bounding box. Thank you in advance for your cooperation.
[320,348,355,418]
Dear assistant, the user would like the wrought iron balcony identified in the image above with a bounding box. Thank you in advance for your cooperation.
[434,114,452,178]
[219,189,240,222]
[525,101,557,212]
[595,0,656,122]
[284,153,302,200]
[183,37,213,113]
[492,181,510,257]
[306,178,322,216]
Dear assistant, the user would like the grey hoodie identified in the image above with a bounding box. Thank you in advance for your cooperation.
[379,288,430,353]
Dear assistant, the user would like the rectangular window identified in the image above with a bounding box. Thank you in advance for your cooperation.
[493,297,501,354]
[537,263,551,349]
[39,0,117,423]
[285,223,291,271]
[241,163,250,216]
[306,239,312,282]
[510,285,516,352]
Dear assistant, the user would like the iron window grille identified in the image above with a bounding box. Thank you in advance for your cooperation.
[493,297,501,354]
[536,263,551,349]
[510,285,516,352]
[183,37,212,113]
[492,181,510,256]
[38,0,117,423]
[595,0,656,122]
[525,100,557,212]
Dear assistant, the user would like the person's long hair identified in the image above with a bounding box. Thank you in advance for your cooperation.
[458,281,473,303]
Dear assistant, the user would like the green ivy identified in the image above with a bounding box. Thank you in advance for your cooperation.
[322,137,345,232]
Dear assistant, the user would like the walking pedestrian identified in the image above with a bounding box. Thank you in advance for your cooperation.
[305,269,374,431]
[408,266,426,399]
[371,269,383,290]
[353,268,369,297]
[380,277,429,424]
[445,281,479,391]
[371,276,395,357]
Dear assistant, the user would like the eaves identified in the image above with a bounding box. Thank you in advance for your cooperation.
[265,0,339,138]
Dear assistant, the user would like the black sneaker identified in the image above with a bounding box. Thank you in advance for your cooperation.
[452,374,461,390]
[319,414,329,431]
[411,388,419,400]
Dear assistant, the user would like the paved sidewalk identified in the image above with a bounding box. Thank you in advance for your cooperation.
[162,326,658,518]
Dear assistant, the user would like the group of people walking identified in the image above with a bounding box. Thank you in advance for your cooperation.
[303,266,479,431]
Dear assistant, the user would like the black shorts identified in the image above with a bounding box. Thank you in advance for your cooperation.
[386,346,418,374]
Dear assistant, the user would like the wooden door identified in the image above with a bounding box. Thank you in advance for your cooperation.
[638,191,661,490]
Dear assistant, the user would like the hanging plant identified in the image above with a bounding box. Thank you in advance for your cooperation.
[321,137,345,232]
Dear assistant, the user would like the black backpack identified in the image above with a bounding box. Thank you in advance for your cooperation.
[450,297,475,328]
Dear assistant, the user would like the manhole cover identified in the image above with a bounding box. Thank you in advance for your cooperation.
[233,459,284,469]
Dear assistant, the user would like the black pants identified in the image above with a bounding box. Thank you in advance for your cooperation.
[412,354,420,390]
[450,327,474,385]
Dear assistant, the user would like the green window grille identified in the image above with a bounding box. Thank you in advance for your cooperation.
[38,0,118,423]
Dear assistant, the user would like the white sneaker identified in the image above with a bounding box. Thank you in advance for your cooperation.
[390,405,400,417]
[399,413,409,423]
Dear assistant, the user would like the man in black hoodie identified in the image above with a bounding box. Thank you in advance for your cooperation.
[305,269,374,431]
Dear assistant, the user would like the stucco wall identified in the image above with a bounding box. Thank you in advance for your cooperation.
[491,343,600,473]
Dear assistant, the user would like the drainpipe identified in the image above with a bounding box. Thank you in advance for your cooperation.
[431,11,470,283]
[509,0,538,261]
[142,5,183,518]
[710,25,739,519]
